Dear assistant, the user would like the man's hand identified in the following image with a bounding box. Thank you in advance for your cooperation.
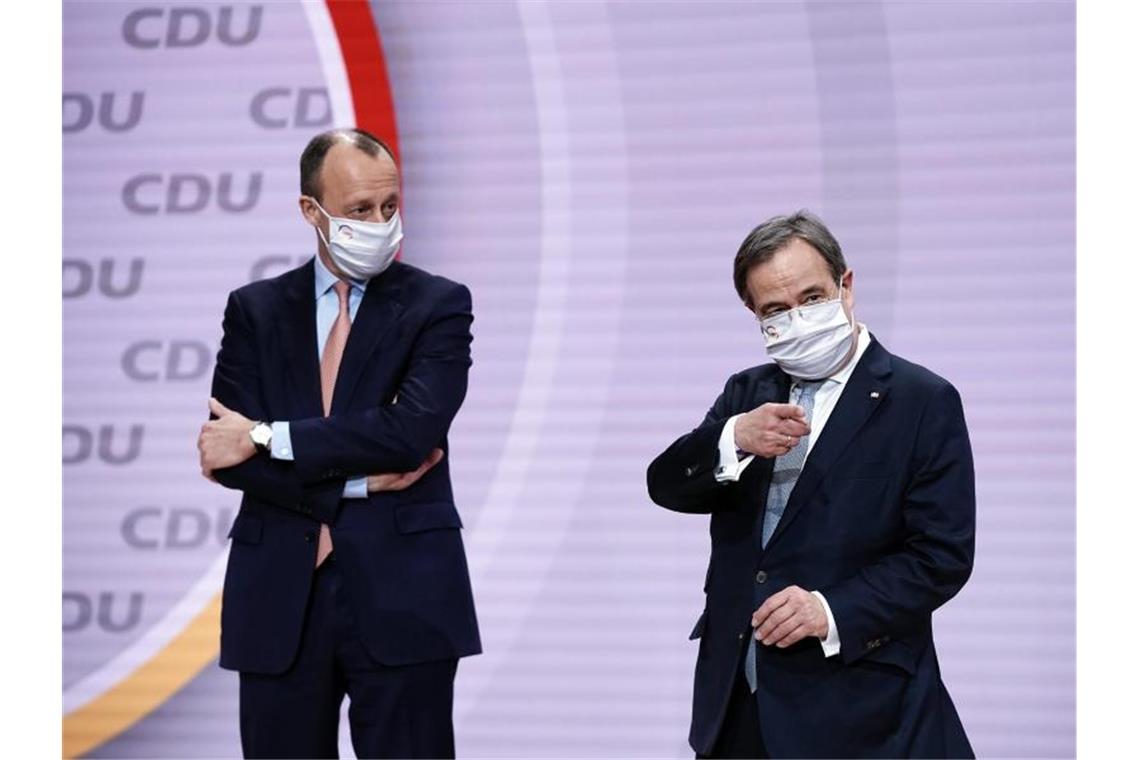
[367,448,445,493]
[199,397,257,477]
[752,585,829,648]
[734,402,811,459]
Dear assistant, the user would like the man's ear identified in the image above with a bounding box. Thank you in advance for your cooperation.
[841,269,855,310]
[298,196,321,228]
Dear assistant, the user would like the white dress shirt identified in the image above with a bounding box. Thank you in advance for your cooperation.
[714,323,872,657]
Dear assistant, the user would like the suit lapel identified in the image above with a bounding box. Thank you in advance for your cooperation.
[329,264,407,415]
[754,372,792,413]
[275,260,324,419]
[765,338,893,549]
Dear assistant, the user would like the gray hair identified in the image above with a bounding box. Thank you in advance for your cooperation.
[732,210,847,309]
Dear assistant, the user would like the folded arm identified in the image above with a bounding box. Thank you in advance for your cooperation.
[286,283,474,483]
[205,289,346,524]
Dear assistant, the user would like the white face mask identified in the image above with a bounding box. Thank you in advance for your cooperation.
[309,199,403,280]
[758,283,855,380]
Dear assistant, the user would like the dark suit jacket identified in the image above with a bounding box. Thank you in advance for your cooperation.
[209,258,481,674]
[647,337,975,758]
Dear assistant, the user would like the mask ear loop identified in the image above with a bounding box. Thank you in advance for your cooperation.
[836,274,859,360]
[315,225,332,251]
[837,274,855,328]
[305,197,333,249]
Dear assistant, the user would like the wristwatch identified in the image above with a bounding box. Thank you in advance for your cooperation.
[249,421,273,452]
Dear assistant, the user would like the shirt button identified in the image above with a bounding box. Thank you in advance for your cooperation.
[755,571,768,584]
[281,448,291,457]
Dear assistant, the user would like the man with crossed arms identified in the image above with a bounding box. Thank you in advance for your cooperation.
[198,128,480,759]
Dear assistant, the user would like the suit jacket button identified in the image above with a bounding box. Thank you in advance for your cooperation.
[755,571,768,584]
[304,531,315,543]
[738,632,745,640]
[684,465,696,477]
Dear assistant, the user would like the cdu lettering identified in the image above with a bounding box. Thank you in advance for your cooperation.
[63,258,144,299]
[62,92,145,133]
[122,173,262,215]
[123,6,261,49]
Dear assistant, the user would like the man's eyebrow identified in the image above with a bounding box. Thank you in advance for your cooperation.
[757,297,790,314]
[758,284,827,313]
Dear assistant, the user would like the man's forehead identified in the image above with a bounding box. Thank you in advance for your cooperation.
[751,240,832,287]
[321,142,398,191]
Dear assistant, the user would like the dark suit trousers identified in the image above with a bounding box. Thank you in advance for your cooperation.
[239,555,459,759]
[698,637,769,760]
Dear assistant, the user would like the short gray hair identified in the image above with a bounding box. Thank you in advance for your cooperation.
[733,210,847,309]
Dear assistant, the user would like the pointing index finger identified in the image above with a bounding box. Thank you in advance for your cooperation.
[768,403,806,419]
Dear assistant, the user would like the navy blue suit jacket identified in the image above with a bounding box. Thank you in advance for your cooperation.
[647,338,975,758]
[209,258,481,674]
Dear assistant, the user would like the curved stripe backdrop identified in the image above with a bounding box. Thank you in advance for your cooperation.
[62,1,1074,757]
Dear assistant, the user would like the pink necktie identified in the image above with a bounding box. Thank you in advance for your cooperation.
[315,280,351,567]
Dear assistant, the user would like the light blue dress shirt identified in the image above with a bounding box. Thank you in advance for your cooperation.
[269,254,369,498]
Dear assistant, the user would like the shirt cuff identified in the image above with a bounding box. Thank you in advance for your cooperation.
[342,477,369,499]
[812,590,841,657]
[714,414,754,482]
[269,421,293,460]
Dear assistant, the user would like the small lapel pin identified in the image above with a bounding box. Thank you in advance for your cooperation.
[870,391,881,399]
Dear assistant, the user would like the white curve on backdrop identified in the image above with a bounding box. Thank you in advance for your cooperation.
[454,0,630,722]
[453,0,573,710]
[300,0,356,127]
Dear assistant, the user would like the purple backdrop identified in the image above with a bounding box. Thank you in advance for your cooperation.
[63,1,1074,757]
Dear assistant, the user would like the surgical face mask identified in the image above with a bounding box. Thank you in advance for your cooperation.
[309,199,403,280]
[757,283,855,380]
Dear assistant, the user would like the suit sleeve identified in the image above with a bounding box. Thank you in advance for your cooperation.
[819,381,976,664]
[646,374,744,514]
[207,289,345,524]
[286,283,473,482]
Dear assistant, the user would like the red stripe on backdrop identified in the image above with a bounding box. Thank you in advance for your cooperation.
[325,0,401,162]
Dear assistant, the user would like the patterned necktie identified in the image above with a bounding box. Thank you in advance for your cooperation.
[761,380,824,548]
[314,280,351,568]
[745,379,825,692]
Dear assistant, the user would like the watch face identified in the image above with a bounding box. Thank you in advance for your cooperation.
[251,424,271,447]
